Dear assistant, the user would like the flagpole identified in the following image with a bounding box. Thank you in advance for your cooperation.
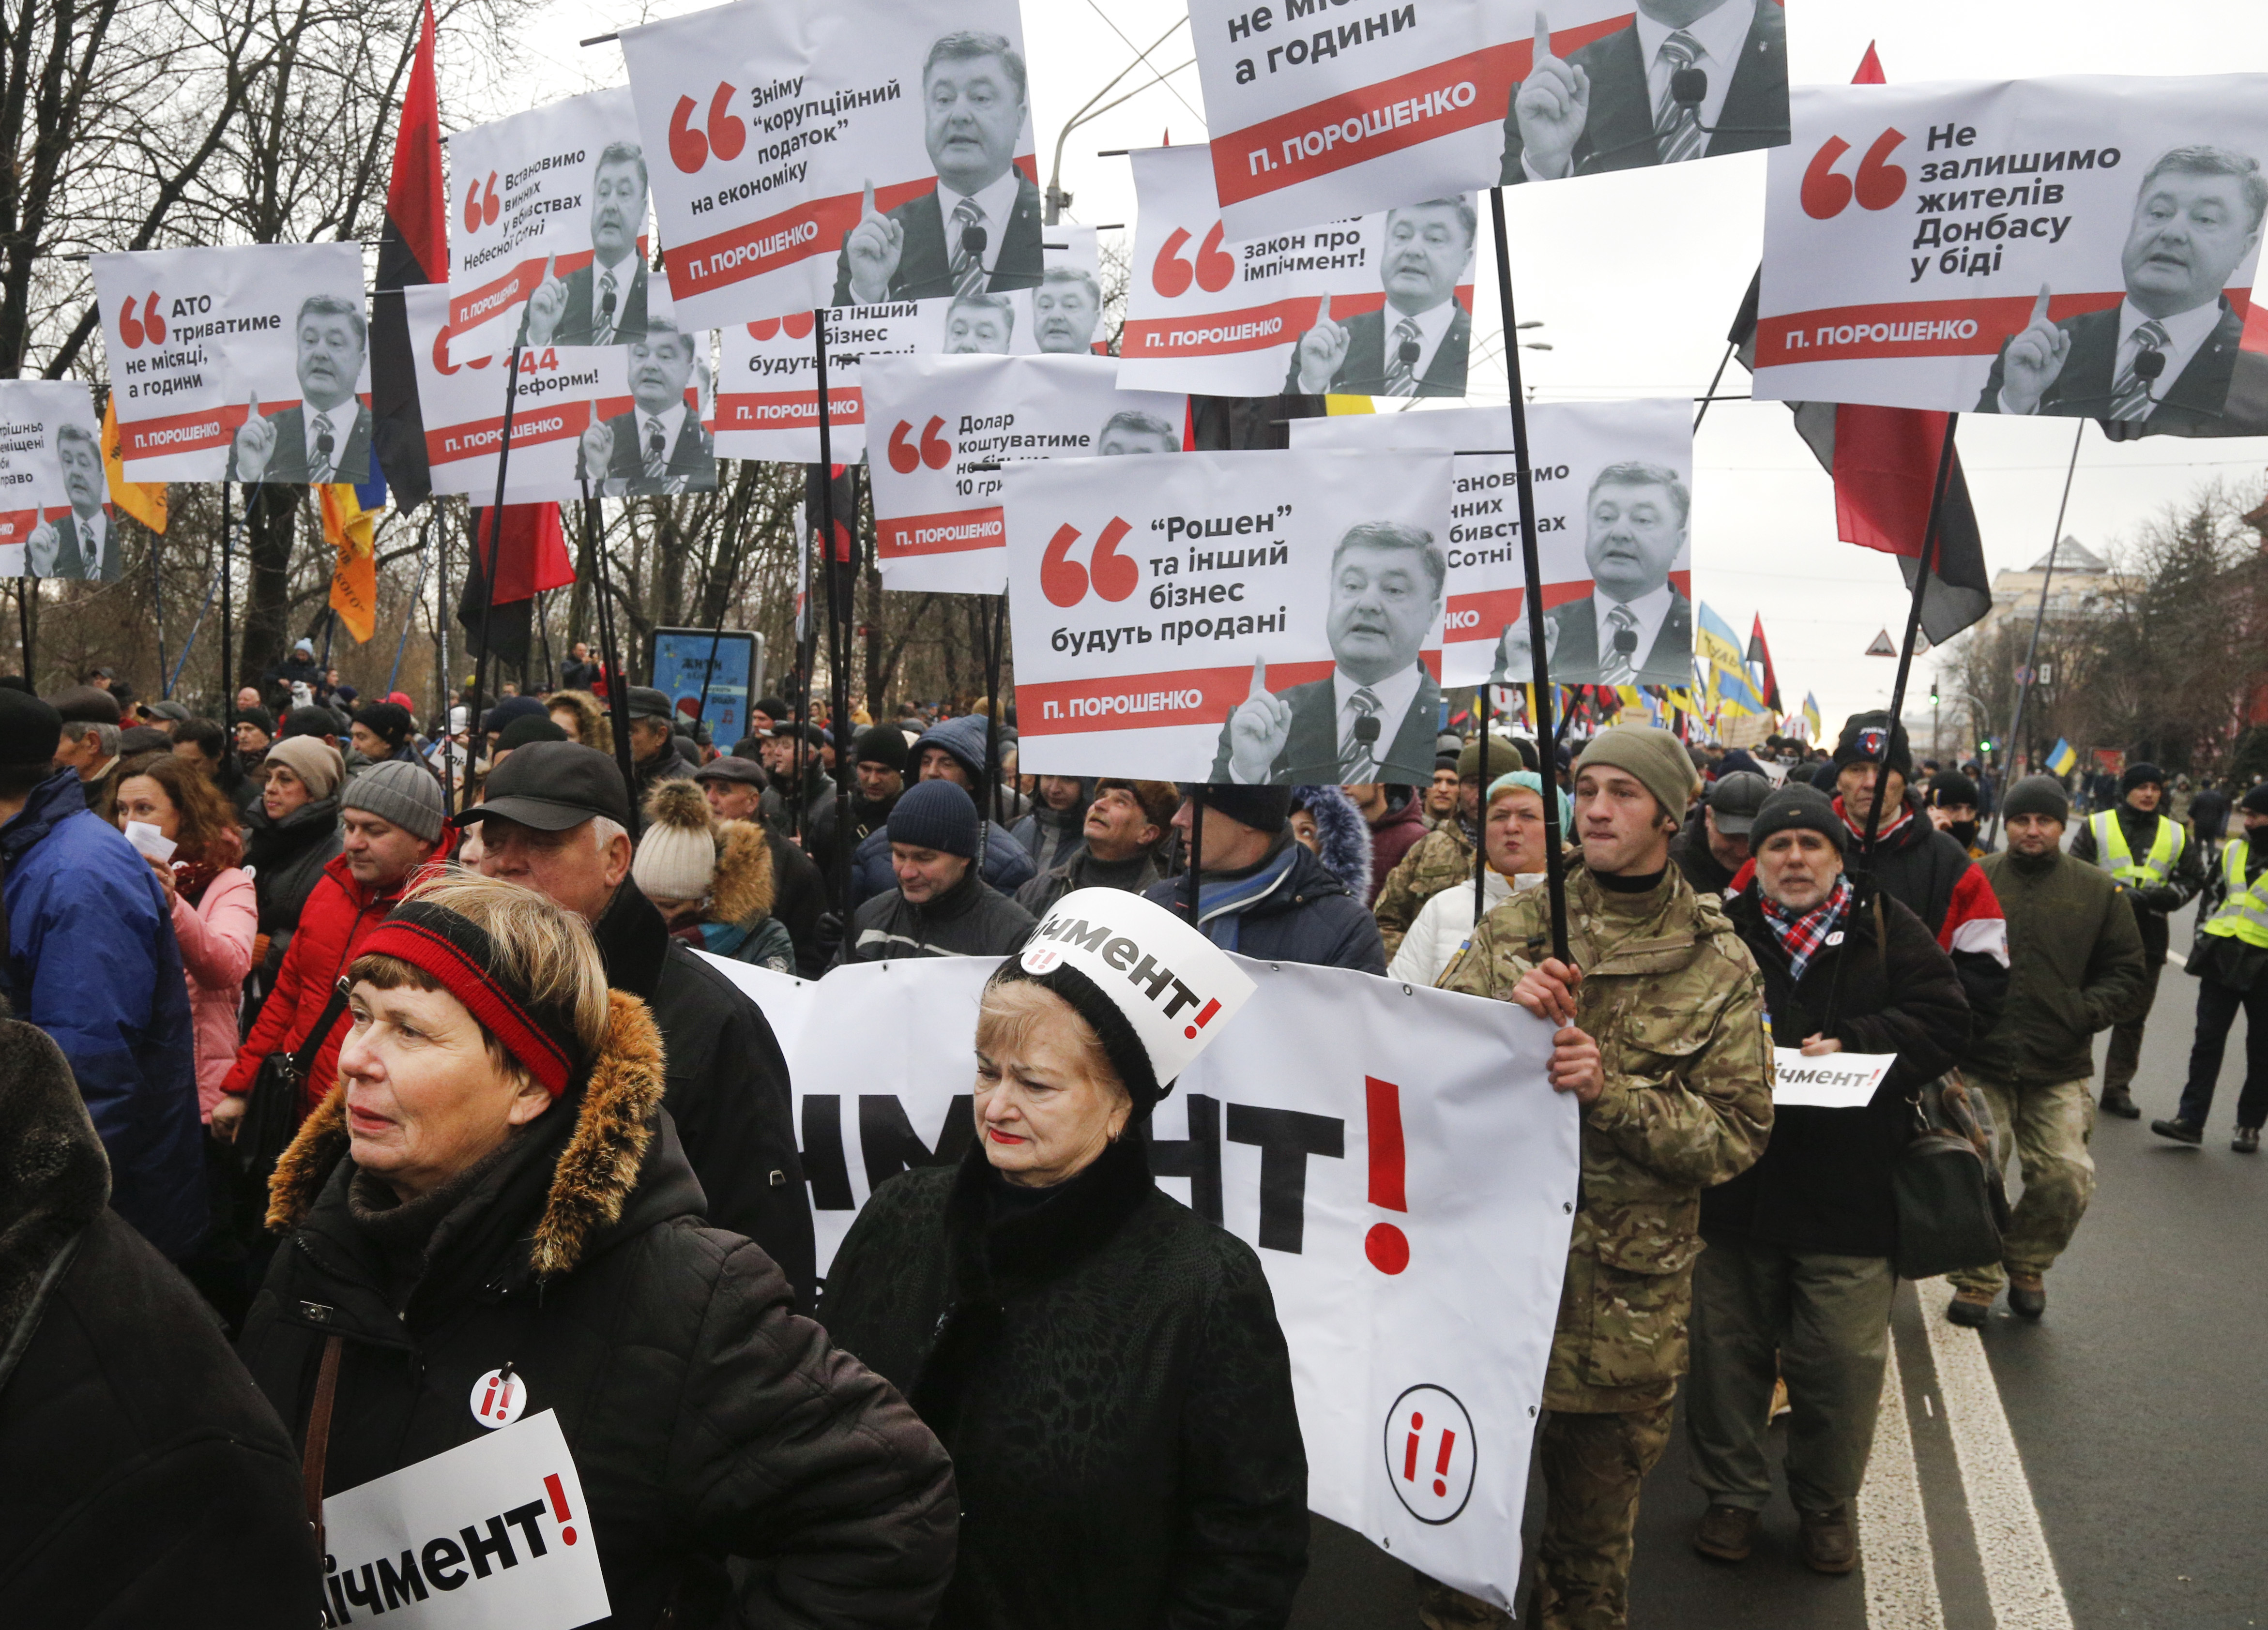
[580,483,641,838]
[814,306,857,920]
[166,568,220,699]
[463,342,525,816]
[1988,418,2085,849]
[219,482,235,717]
[1488,186,1569,964]
[151,531,167,696]
[693,461,756,735]
[389,509,434,696]
[1473,679,1490,925]
[435,500,450,762]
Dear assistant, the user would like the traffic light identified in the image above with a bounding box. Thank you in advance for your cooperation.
[1977,737,1995,755]
[1929,680,1940,707]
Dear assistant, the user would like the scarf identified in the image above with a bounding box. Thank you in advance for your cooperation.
[1759,875,1852,982]
[1188,837,1302,952]
[1835,795,1911,846]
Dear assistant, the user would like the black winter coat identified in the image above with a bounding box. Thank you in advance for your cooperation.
[820,1139,1309,1629]
[238,993,957,1630]
[243,793,343,978]
[593,880,816,1306]
[1707,889,1971,1257]
[1142,839,1388,974]
[844,865,1036,962]
[0,1020,315,1627]
[1671,804,1739,897]
[2069,802,2210,966]
[764,824,831,979]
[1850,795,2008,1038]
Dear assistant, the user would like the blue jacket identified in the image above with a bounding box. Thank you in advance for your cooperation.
[1142,839,1387,975]
[851,819,1036,911]
[0,770,204,1258]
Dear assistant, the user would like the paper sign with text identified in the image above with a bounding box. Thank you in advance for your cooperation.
[0,381,115,579]
[94,242,371,483]
[863,352,1185,593]
[318,1409,608,1630]
[1119,144,1476,397]
[620,0,1038,331]
[702,950,1578,1612]
[1003,446,1452,783]
[1290,400,1692,685]
[1771,1049,1897,1109]
[1756,75,2268,417]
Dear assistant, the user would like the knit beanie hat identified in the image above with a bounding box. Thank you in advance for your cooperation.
[237,705,277,740]
[887,778,980,859]
[1926,768,1980,809]
[2119,761,2166,795]
[1198,782,1292,836]
[1459,734,1530,781]
[2002,774,2071,825]
[262,735,344,801]
[2241,783,2268,818]
[341,758,445,843]
[632,781,719,900]
[1574,725,1699,822]
[1833,711,1914,779]
[1748,783,1846,855]
[854,722,910,771]
[497,715,568,752]
[0,691,60,768]
[1487,769,1571,831]
[280,705,340,741]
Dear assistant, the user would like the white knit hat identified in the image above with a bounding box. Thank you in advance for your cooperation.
[632,817,716,901]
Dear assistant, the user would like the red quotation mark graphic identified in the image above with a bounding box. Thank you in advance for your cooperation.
[543,1472,580,1546]
[1800,128,1909,220]
[1402,1410,1457,1499]
[746,312,817,342]
[1040,517,1138,608]
[886,416,952,475]
[670,83,747,174]
[1152,223,1236,297]
[1364,1075,1410,1274]
[462,171,502,233]
[117,293,167,350]
[432,321,494,377]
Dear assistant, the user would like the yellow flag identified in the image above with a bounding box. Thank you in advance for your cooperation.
[100,397,166,532]
[320,483,378,643]
[1323,394,1375,415]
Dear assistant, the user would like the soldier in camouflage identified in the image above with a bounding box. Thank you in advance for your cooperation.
[1425,725,1774,1630]
[1375,735,1529,959]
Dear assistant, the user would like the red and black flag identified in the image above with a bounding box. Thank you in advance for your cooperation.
[372,0,444,512]
[457,503,574,666]
[806,461,861,597]
[1746,614,1782,713]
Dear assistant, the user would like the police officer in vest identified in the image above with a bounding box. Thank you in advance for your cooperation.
[2153,783,2268,1151]
[2072,761,2208,1118]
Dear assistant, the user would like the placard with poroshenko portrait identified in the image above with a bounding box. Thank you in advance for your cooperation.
[714,229,1100,463]
[446,87,657,364]
[863,351,1185,593]
[1289,398,1692,686]
[0,381,116,581]
[94,242,371,485]
[1755,74,2268,424]
[1119,143,1476,398]
[1188,0,1790,238]
[619,0,1039,331]
[1003,447,1454,785]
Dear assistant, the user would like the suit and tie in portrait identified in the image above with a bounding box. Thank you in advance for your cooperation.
[225,293,375,484]
[577,322,716,498]
[1975,146,2267,434]
[1495,461,1696,688]
[833,32,1044,307]
[33,423,122,581]
[1283,199,1475,398]
[1212,522,1447,788]
[522,141,657,348]
[545,257,651,347]
[1500,0,1788,185]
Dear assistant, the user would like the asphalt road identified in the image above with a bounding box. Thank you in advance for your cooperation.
[1289,896,2268,1630]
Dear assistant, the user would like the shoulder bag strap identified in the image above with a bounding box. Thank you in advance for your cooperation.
[284,979,353,1085]
[303,1332,345,1546]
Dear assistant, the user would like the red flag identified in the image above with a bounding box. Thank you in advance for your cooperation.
[1746,614,1782,713]
[457,503,574,665]
[372,0,444,511]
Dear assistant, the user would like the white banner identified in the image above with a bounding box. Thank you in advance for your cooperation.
[94,242,371,484]
[714,235,1101,463]
[318,1410,609,1629]
[619,0,1039,331]
[446,88,657,363]
[0,382,114,580]
[705,951,1577,1612]
[1772,1048,1897,1109]
[1755,75,2268,417]
[862,352,1185,593]
[1002,446,1452,784]
[1188,1,1790,238]
[1290,399,1692,686]
[1119,144,1476,397]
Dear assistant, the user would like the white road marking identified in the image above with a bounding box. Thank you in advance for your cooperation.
[1858,1339,1946,1630]
[1918,1276,2075,1630]
[2167,949,2186,969]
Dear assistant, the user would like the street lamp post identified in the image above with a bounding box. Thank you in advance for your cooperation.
[1043,18,1192,224]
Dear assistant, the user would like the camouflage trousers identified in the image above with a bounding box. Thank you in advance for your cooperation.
[1414,1404,1675,1630]
[1947,1071,2097,1292]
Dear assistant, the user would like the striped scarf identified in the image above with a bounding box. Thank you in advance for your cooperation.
[1187,839,1303,953]
[1759,875,1852,982]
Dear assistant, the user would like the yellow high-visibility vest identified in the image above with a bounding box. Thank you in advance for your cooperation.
[2089,809,2185,887]
[2201,838,2268,949]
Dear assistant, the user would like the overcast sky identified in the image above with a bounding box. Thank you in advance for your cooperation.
[503,0,2268,740]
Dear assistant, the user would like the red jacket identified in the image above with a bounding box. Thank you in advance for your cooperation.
[221,850,439,1111]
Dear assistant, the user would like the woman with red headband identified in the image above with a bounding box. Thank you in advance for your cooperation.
[237,873,956,1627]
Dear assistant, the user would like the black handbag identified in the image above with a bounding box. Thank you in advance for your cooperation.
[1892,1069,2012,1281]
[232,979,350,1191]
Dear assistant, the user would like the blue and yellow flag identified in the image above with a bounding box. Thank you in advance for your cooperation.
[1695,602,1746,676]
[2045,738,2078,776]
[1802,692,1823,742]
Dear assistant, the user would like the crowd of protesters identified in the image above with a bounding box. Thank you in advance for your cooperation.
[3,645,2263,1630]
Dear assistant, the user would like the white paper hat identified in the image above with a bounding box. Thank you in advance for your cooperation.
[1015,887,1257,1102]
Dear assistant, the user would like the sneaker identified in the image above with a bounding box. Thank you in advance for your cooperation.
[2236,1127,2261,1154]
[1692,1502,1758,1563]
[2101,1085,2141,1119]
[1798,1504,1858,1574]
[1946,1288,1994,1328]
[2007,1272,2046,1320]
[2150,1117,2204,1146]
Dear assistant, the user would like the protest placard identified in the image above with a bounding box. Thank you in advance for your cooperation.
[0,382,114,580]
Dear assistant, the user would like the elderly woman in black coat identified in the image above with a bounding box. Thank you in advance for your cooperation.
[820,888,1310,1629]
[237,872,956,1628]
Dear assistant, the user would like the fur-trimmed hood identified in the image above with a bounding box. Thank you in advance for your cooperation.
[1292,784,1373,902]
[707,817,776,926]
[266,989,669,1281]
[0,1019,108,1383]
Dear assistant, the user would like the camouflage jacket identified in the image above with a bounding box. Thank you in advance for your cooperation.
[1441,859,1774,1412]
[1374,823,1476,959]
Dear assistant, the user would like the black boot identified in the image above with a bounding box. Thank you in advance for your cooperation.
[2101,1085,2141,1119]
[2150,1117,2204,1146]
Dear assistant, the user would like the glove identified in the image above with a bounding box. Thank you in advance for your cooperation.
[2140,885,2183,913]
[814,910,845,964]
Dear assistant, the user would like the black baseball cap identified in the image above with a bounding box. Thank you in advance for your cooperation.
[1705,770,1771,836]
[458,741,632,830]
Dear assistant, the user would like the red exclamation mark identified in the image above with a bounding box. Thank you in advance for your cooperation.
[479,1378,499,1419]
[545,1472,578,1546]
[1183,997,1220,1040]
[1402,1412,1424,1482]
[1433,1428,1456,1497]
[1365,1075,1410,1274]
